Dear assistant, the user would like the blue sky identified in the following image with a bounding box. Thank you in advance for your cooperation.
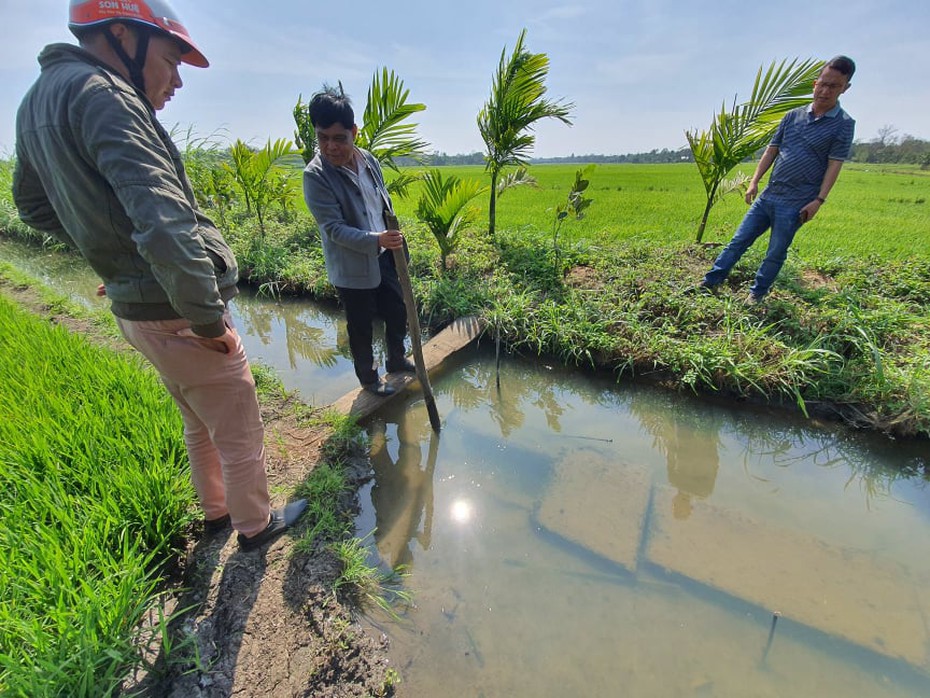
[2,0,928,158]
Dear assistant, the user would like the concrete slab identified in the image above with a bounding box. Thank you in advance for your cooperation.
[331,315,484,420]
[536,449,652,573]
[646,486,930,670]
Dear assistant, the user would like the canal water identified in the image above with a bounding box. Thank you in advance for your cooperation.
[2,237,928,696]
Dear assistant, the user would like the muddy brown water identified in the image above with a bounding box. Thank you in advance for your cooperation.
[3,237,929,696]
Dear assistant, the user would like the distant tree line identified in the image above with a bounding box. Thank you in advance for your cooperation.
[849,125,930,167]
[534,147,694,164]
[396,147,694,167]
[397,128,929,169]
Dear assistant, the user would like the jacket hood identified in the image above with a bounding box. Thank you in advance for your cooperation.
[38,42,111,72]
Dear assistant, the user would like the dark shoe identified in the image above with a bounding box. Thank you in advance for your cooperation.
[204,513,231,533]
[683,280,717,296]
[361,379,396,396]
[386,357,416,374]
[746,292,765,305]
[237,499,308,551]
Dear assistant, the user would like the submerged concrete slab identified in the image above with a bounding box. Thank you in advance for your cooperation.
[646,486,930,670]
[536,450,651,573]
[331,316,484,420]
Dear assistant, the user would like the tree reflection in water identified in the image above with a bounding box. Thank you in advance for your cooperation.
[435,357,621,439]
[233,293,344,368]
[727,410,928,510]
[633,390,927,513]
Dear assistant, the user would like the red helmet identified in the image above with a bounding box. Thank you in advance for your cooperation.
[69,0,208,67]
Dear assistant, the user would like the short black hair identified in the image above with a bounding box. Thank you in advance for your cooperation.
[307,84,354,130]
[823,55,856,80]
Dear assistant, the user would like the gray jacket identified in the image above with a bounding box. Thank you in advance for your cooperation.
[302,148,393,289]
[13,44,236,337]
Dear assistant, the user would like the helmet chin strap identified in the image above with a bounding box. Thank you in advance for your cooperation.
[103,25,150,96]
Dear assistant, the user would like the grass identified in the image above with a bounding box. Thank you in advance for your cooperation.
[330,533,412,618]
[290,410,414,615]
[0,293,195,697]
[385,162,930,437]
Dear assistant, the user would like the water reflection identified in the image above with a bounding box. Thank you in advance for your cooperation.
[442,358,622,443]
[449,498,475,525]
[0,237,102,305]
[363,354,930,696]
[725,407,928,517]
[634,396,722,520]
[233,294,344,369]
[367,404,437,570]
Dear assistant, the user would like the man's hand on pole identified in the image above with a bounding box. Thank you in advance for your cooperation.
[378,230,404,250]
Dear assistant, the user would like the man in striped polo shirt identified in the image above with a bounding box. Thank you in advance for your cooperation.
[698,55,856,303]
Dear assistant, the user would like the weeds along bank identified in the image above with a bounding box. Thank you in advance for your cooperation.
[1,159,927,438]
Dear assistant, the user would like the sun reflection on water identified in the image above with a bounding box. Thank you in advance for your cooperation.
[450,499,474,524]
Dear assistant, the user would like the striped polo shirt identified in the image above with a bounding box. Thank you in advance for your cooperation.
[762,102,855,206]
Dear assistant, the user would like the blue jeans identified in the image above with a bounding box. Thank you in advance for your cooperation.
[703,196,802,297]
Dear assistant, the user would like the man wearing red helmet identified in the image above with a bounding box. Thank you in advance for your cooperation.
[13,0,306,551]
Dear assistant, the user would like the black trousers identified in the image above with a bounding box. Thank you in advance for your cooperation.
[336,252,408,385]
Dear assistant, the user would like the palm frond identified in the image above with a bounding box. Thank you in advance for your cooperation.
[497,166,538,196]
[478,28,574,173]
[416,170,487,260]
[736,58,823,149]
[686,57,822,241]
[712,171,749,205]
[385,171,423,199]
[357,68,429,169]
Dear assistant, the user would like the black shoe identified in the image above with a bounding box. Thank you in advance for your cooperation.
[204,513,231,533]
[386,357,416,374]
[683,280,717,295]
[237,499,308,551]
[361,379,396,396]
[746,292,765,305]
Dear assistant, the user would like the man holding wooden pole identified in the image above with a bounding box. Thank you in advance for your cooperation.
[302,85,415,397]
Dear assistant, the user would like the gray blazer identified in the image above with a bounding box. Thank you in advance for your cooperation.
[302,148,393,289]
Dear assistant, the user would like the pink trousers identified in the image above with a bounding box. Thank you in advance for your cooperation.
[115,311,270,537]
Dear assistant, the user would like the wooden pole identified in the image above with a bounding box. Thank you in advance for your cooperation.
[385,212,441,433]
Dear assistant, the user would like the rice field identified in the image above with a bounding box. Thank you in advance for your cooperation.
[0,285,194,696]
[390,162,930,261]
